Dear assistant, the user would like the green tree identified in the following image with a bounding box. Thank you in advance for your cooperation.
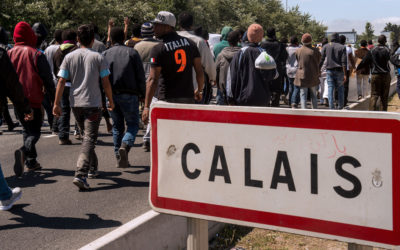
[0,0,327,43]
[360,22,374,41]
[384,22,400,43]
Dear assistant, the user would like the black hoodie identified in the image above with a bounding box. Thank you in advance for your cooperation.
[53,44,78,77]
[229,43,275,106]
[0,47,31,117]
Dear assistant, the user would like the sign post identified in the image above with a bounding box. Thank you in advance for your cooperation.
[187,218,208,250]
[149,102,400,249]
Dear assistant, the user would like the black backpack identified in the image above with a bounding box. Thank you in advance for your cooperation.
[390,53,400,68]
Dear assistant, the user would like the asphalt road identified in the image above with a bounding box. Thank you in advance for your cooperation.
[0,121,151,249]
[0,74,395,250]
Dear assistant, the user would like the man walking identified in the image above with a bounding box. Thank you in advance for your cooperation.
[320,33,347,110]
[213,26,233,59]
[357,35,391,111]
[177,12,216,104]
[142,11,204,124]
[286,36,300,108]
[215,30,241,105]
[294,33,321,109]
[103,27,146,168]
[134,22,160,152]
[0,44,33,210]
[8,22,55,174]
[340,35,355,106]
[53,29,79,145]
[355,40,370,99]
[228,24,276,106]
[261,28,288,107]
[53,24,114,190]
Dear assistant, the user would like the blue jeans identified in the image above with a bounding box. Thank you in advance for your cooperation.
[396,73,400,99]
[58,87,71,140]
[291,85,301,106]
[216,89,225,105]
[327,70,344,109]
[109,94,139,155]
[20,108,42,167]
[300,86,318,109]
[288,78,299,105]
[0,164,12,200]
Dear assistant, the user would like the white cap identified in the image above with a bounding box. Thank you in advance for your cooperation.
[152,11,176,28]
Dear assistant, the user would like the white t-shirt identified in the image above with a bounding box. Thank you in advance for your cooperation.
[346,46,353,71]
[44,44,60,85]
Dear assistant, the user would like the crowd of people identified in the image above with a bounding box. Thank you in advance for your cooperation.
[0,10,398,211]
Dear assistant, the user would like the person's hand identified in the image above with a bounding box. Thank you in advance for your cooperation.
[343,75,347,83]
[108,19,115,28]
[124,17,129,26]
[53,104,61,117]
[142,108,150,125]
[210,80,216,87]
[194,89,203,102]
[107,101,115,111]
[24,111,34,121]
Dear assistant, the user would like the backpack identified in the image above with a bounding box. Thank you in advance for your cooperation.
[390,48,400,68]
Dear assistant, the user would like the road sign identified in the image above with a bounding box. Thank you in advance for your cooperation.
[149,102,400,249]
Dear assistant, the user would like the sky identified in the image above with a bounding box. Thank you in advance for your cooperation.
[285,0,400,35]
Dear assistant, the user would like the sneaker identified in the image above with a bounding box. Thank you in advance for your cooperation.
[291,103,298,109]
[281,94,288,105]
[26,162,42,172]
[8,122,19,132]
[358,95,363,100]
[117,147,129,168]
[88,170,99,179]
[74,130,82,140]
[73,176,90,190]
[323,98,329,107]
[14,149,25,177]
[59,139,72,145]
[0,187,22,211]
[143,141,150,152]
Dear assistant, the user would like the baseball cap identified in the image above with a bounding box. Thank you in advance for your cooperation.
[152,11,176,28]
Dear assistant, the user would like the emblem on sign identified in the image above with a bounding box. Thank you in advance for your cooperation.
[372,169,383,188]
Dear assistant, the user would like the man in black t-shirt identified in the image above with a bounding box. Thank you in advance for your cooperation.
[142,11,204,124]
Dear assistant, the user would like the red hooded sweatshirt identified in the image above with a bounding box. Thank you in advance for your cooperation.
[8,22,44,108]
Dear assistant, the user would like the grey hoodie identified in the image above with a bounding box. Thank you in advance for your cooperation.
[216,46,241,93]
[320,42,347,70]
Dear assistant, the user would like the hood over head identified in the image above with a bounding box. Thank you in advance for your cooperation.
[13,22,37,47]
[220,26,233,41]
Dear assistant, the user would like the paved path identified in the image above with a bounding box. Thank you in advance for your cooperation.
[0,121,151,250]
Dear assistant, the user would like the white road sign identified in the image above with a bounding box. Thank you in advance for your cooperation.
[149,102,400,248]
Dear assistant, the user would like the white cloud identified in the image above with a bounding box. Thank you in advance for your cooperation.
[326,17,400,35]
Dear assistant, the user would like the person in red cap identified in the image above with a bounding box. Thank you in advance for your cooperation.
[8,21,55,176]
[294,33,321,109]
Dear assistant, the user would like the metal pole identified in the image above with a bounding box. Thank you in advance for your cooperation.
[187,218,208,250]
[348,243,373,250]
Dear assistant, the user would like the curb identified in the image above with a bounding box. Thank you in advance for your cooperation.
[348,79,397,111]
[79,211,224,250]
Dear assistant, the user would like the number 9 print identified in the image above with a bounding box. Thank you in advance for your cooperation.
[174,49,187,72]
